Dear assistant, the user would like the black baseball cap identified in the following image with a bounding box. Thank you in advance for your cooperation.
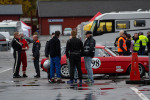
[86,31,92,35]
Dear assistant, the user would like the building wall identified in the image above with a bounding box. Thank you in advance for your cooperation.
[0,15,20,22]
[39,17,92,35]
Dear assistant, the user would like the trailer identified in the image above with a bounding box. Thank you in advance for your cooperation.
[91,10,150,43]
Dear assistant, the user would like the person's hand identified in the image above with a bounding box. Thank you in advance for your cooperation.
[32,57,35,60]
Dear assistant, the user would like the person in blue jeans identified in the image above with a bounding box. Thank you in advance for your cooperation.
[45,31,64,83]
[84,31,96,83]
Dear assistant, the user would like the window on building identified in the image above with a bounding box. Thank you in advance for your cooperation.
[134,20,145,27]
[116,21,130,29]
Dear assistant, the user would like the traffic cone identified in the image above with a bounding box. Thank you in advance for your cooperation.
[130,52,140,80]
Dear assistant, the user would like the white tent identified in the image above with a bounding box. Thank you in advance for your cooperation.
[20,21,32,37]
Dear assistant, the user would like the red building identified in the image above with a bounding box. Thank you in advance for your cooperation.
[0,5,22,21]
[37,1,150,35]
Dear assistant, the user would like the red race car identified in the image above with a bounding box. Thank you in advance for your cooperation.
[41,45,149,78]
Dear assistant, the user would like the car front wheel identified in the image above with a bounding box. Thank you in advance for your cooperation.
[61,64,70,78]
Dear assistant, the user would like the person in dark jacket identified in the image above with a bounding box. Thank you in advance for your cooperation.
[126,34,131,55]
[147,31,150,53]
[84,31,96,83]
[32,35,41,78]
[45,31,64,83]
[45,33,55,82]
[11,32,22,78]
[66,30,84,84]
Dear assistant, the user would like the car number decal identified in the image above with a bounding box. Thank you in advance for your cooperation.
[91,58,101,69]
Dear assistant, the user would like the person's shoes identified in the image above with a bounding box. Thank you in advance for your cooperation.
[48,79,51,83]
[34,75,40,78]
[23,74,28,78]
[84,79,90,83]
[13,75,22,78]
[56,78,65,83]
[79,80,82,84]
[50,78,56,83]
[67,80,73,84]
[74,79,77,83]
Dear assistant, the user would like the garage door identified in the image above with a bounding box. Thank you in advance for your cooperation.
[49,25,62,35]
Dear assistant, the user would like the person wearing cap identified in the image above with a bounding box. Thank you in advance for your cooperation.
[66,30,84,84]
[147,31,150,53]
[19,33,29,77]
[117,31,127,55]
[83,31,96,83]
[139,32,149,55]
[126,34,131,55]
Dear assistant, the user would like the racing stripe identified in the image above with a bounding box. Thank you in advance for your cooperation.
[13,51,18,74]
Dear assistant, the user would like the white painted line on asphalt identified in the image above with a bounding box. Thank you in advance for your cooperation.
[0,68,12,74]
[130,87,149,100]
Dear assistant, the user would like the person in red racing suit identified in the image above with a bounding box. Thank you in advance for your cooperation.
[20,33,29,77]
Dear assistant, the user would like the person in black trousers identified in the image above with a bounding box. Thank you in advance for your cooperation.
[11,32,22,78]
[66,30,84,84]
[32,35,41,78]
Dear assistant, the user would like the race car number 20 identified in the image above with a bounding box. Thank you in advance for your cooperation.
[91,58,101,69]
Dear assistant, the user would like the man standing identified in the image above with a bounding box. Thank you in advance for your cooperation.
[139,32,149,55]
[47,31,64,83]
[32,35,41,78]
[20,33,29,77]
[133,33,141,54]
[84,31,96,83]
[66,30,84,84]
[11,32,22,78]
[117,31,127,55]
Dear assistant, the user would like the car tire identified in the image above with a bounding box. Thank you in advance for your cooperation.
[127,64,145,77]
[61,64,69,78]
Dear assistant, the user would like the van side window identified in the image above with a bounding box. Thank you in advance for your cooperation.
[116,21,130,29]
[134,20,145,27]
[97,21,112,32]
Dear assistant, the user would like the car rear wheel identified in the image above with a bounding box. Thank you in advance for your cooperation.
[61,64,69,78]
[127,64,145,77]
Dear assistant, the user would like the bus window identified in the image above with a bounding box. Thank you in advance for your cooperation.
[134,20,145,27]
[90,20,97,32]
[106,22,112,32]
[97,22,106,32]
[97,21,113,32]
[116,21,130,29]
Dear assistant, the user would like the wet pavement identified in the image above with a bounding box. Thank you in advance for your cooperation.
[0,35,150,100]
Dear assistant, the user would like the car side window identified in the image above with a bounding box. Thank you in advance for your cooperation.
[95,48,110,57]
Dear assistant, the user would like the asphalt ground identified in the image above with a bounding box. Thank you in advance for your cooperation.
[0,35,150,100]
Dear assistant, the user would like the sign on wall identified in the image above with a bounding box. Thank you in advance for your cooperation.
[48,19,64,22]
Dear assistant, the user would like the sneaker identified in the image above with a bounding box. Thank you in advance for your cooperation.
[79,80,82,84]
[48,79,51,83]
[50,78,56,83]
[34,75,40,78]
[13,75,22,78]
[67,80,73,84]
[23,74,28,78]
[57,78,65,83]
[84,79,90,83]
[74,79,77,83]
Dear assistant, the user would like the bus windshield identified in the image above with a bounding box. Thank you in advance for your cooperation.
[90,20,97,32]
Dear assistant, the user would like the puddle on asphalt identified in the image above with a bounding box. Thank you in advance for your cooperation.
[100,88,115,90]
[14,84,40,87]
[139,88,150,91]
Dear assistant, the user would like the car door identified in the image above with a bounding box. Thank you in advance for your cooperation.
[93,48,117,74]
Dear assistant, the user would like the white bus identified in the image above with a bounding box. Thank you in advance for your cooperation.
[91,11,150,44]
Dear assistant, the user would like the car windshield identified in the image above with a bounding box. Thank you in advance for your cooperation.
[105,47,118,56]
